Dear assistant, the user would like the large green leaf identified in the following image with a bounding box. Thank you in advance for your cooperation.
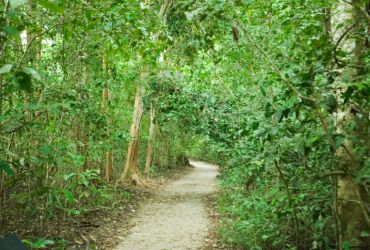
[40,145,51,155]
[23,238,55,249]
[63,189,75,202]
[37,0,65,13]
[22,67,41,81]
[0,64,13,75]
[0,161,14,176]
[1,26,18,35]
[10,0,28,9]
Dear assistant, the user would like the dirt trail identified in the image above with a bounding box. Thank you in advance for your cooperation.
[114,160,219,250]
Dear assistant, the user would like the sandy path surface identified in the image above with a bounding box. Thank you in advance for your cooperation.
[114,161,219,250]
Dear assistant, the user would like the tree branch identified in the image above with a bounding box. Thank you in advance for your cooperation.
[321,170,347,177]
[333,22,359,67]
[2,110,46,134]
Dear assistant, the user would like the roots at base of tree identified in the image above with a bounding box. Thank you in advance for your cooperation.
[121,172,150,187]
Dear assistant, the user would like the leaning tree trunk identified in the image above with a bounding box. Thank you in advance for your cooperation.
[120,86,146,186]
[144,102,155,176]
[332,1,370,248]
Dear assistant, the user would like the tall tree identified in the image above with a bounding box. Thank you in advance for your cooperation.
[120,84,146,186]
[145,102,155,176]
[334,0,370,247]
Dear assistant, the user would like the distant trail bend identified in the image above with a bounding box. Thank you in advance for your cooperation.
[114,160,219,250]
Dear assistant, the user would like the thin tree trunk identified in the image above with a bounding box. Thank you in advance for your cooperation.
[323,7,332,36]
[102,87,114,181]
[145,102,155,176]
[102,57,113,181]
[81,61,89,170]
[105,151,113,181]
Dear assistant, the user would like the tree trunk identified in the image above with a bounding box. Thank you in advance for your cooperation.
[102,57,113,181]
[336,136,370,248]
[121,0,171,185]
[120,86,146,186]
[333,1,370,248]
[145,102,155,176]
[81,60,90,170]
[105,151,113,181]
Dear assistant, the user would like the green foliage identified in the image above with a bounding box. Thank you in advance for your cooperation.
[0,64,13,75]
[37,0,65,13]
[0,0,184,246]
[152,0,369,249]
[22,238,55,249]
[9,0,27,9]
[0,161,14,176]
[0,0,368,248]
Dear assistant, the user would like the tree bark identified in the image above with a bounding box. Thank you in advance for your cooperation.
[120,86,146,186]
[102,57,113,181]
[120,0,171,185]
[333,1,370,248]
[81,59,90,170]
[144,102,155,176]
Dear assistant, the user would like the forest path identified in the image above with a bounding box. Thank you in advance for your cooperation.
[114,160,219,250]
